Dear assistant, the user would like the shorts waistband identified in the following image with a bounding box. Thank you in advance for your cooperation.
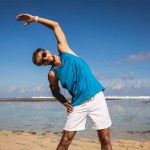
[78,91,103,105]
[80,96,95,105]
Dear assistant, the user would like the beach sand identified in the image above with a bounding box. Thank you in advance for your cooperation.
[0,130,149,150]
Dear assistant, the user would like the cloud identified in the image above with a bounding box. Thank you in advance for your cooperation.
[109,81,126,90]
[93,71,115,80]
[1,85,45,94]
[121,72,135,80]
[126,52,150,62]
[7,86,17,93]
[32,85,44,92]
[0,74,150,97]
[97,71,146,94]
[0,85,50,98]
[20,89,27,93]
[104,79,143,90]
[0,86,18,94]
[116,52,150,64]
[103,77,150,96]
[132,80,142,88]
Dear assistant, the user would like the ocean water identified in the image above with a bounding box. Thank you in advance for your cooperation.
[0,100,149,141]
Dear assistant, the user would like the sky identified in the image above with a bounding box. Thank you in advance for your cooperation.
[0,0,150,98]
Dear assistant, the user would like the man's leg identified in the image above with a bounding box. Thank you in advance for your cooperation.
[97,128,112,150]
[57,130,76,150]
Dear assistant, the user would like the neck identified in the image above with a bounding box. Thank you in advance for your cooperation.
[53,55,61,67]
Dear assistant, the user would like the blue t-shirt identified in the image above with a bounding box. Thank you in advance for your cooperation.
[52,52,104,106]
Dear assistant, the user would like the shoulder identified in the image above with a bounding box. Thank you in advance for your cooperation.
[48,70,55,77]
[48,70,58,81]
[48,70,59,89]
[57,43,78,57]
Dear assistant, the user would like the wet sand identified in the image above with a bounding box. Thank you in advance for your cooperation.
[0,130,149,150]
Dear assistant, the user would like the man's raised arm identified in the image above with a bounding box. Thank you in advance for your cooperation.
[16,13,74,53]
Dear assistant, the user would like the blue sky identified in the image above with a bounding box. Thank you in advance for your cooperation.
[0,0,150,98]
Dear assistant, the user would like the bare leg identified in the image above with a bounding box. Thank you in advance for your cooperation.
[56,130,76,150]
[97,128,112,150]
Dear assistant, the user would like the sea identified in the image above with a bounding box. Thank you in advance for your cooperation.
[0,99,150,141]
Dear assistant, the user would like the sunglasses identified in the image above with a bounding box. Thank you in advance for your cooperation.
[40,52,47,64]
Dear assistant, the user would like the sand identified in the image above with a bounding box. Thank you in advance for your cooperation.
[0,130,150,150]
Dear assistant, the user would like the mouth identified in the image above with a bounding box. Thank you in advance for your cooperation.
[49,54,55,65]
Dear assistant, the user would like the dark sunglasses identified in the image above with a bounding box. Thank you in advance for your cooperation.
[40,52,47,64]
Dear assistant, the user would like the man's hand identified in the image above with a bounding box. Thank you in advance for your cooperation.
[16,13,35,26]
[63,102,74,113]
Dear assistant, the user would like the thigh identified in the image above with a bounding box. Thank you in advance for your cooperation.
[88,92,112,130]
[64,104,88,131]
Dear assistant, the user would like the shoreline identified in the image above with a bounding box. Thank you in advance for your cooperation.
[0,97,150,102]
[0,98,57,102]
[0,130,149,150]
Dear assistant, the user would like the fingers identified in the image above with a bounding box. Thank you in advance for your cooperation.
[16,13,24,18]
[16,13,33,26]
[16,13,29,18]
[16,13,25,20]
[16,14,26,26]
[16,13,30,21]
[23,22,28,26]
[16,18,23,21]
[67,104,74,113]
[63,102,74,113]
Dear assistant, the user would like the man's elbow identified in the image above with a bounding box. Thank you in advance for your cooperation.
[53,22,59,29]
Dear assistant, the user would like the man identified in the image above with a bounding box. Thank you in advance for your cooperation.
[16,13,112,150]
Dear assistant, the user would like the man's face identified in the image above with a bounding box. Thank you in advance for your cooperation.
[37,50,55,66]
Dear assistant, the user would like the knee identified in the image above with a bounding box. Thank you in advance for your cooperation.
[100,136,111,145]
[60,137,72,147]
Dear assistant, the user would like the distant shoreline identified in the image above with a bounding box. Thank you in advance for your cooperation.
[0,96,150,102]
[0,98,57,102]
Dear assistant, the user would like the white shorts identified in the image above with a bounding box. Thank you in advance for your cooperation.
[64,91,112,131]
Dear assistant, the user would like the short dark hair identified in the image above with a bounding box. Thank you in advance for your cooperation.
[32,48,45,66]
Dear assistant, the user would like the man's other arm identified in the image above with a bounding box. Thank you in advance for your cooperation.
[48,70,73,113]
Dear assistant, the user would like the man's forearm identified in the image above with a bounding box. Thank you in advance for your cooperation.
[35,16,67,46]
[36,17,58,30]
[51,88,69,106]
[53,92,68,105]
[50,87,73,113]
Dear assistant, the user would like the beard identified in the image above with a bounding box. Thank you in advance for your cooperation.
[49,54,55,65]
